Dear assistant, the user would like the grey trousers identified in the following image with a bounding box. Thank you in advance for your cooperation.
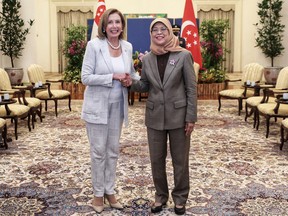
[86,101,123,197]
[147,127,191,205]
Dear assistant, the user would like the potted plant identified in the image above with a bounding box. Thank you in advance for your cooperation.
[198,19,230,96]
[62,25,87,93]
[255,0,285,84]
[0,0,34,85]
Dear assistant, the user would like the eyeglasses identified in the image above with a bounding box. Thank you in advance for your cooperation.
[151,27,168,34]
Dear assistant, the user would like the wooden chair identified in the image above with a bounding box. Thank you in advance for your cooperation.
[218,63,264,115]
[0,68,42,129]
[255,67,288,138]
[27,64,71,117]
[0,118,7,149]
[280,118,288,150]
[245,67,288,128]
[0,95,31,140]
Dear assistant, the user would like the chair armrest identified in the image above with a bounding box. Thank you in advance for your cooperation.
[45,83,53,98]
[0,89,28,105]
[46,79,64,89]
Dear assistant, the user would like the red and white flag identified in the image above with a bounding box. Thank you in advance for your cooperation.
[181,0,202,67]
[90,0,106,40]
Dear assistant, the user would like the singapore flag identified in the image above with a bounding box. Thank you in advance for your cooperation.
[181,0,202,67]
[90,0,106,40]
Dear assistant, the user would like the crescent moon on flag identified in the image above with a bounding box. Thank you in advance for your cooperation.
[97,2,105,7]
[180,20,196,35]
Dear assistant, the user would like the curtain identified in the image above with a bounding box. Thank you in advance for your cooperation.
[198,8,235,72]
[57,7,93,73]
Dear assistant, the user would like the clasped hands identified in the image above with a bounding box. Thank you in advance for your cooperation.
[114,73,132,87]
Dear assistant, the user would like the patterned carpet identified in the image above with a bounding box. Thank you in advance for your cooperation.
[0,99,288,216]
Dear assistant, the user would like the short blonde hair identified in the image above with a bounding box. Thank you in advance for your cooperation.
[98,8,126,40]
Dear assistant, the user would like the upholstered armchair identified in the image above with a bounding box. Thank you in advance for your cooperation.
[218,63,265,115]
[0,94,31,140]
[245,67,288,128]
[27,64,71,117]
[256,67,288,138]
[280,119,288,150]
[0,68,42,129]
[0,118,7,149]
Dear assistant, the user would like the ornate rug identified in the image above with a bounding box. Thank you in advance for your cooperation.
[0,100,288,215]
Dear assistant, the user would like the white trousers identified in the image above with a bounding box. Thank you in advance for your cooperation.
[86,101,123,197]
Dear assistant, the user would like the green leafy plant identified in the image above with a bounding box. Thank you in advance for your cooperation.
[199,19,230,83]
[255,0,285,67]
[200,19,230,71]
[0,0,34,67]
[62,25,87,83]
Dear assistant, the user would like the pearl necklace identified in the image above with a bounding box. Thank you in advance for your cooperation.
[107,40,121,50]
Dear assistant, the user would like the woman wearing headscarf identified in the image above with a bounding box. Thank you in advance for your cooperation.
[130,18,197,215]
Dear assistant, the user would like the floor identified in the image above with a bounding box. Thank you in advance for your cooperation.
[1,99,288,215]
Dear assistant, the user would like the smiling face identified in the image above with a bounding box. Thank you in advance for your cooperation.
[150,22,169,46]
[105,13,123,41]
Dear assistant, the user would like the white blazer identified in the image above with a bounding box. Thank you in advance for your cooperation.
[81,38,138,126]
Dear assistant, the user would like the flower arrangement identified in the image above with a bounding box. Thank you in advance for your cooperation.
[133,51,147,75]
[62,25,87,83]
[198,68,226,83]
[199,19,230,83]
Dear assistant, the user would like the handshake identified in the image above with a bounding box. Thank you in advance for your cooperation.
[114,73,132,87]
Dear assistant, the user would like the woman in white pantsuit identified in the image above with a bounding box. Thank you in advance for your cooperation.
[81,8,138,214]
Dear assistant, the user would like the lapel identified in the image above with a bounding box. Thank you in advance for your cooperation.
[162,52,180,86]
[120,41,130,72]
[99,39,114,73]
[147,54,163,88]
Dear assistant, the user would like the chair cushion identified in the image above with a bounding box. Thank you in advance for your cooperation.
[246,96,275,107]
[0,118,6,127]
[257,103,288,115]
[17,98,41,108]
[36,90,70,99]
[219,89,254,98]
[0,104,30,116]
[282,119,288,128]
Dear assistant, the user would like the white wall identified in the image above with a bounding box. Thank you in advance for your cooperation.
[242,0,288,68]
[0,0,288,82]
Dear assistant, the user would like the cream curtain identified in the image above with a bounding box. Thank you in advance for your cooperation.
[57,7,93,73]
[198,7,235,72]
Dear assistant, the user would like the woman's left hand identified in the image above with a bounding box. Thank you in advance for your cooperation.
[120,73,132,87]
[185,122,195,136]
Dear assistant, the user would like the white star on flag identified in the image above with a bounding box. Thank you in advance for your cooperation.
[180,0,202,67]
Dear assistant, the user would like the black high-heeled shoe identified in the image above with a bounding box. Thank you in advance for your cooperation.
[174,205,186,215]
[151,202,166,213]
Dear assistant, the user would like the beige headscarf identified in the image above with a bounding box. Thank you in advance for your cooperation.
[150,18,185,55]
